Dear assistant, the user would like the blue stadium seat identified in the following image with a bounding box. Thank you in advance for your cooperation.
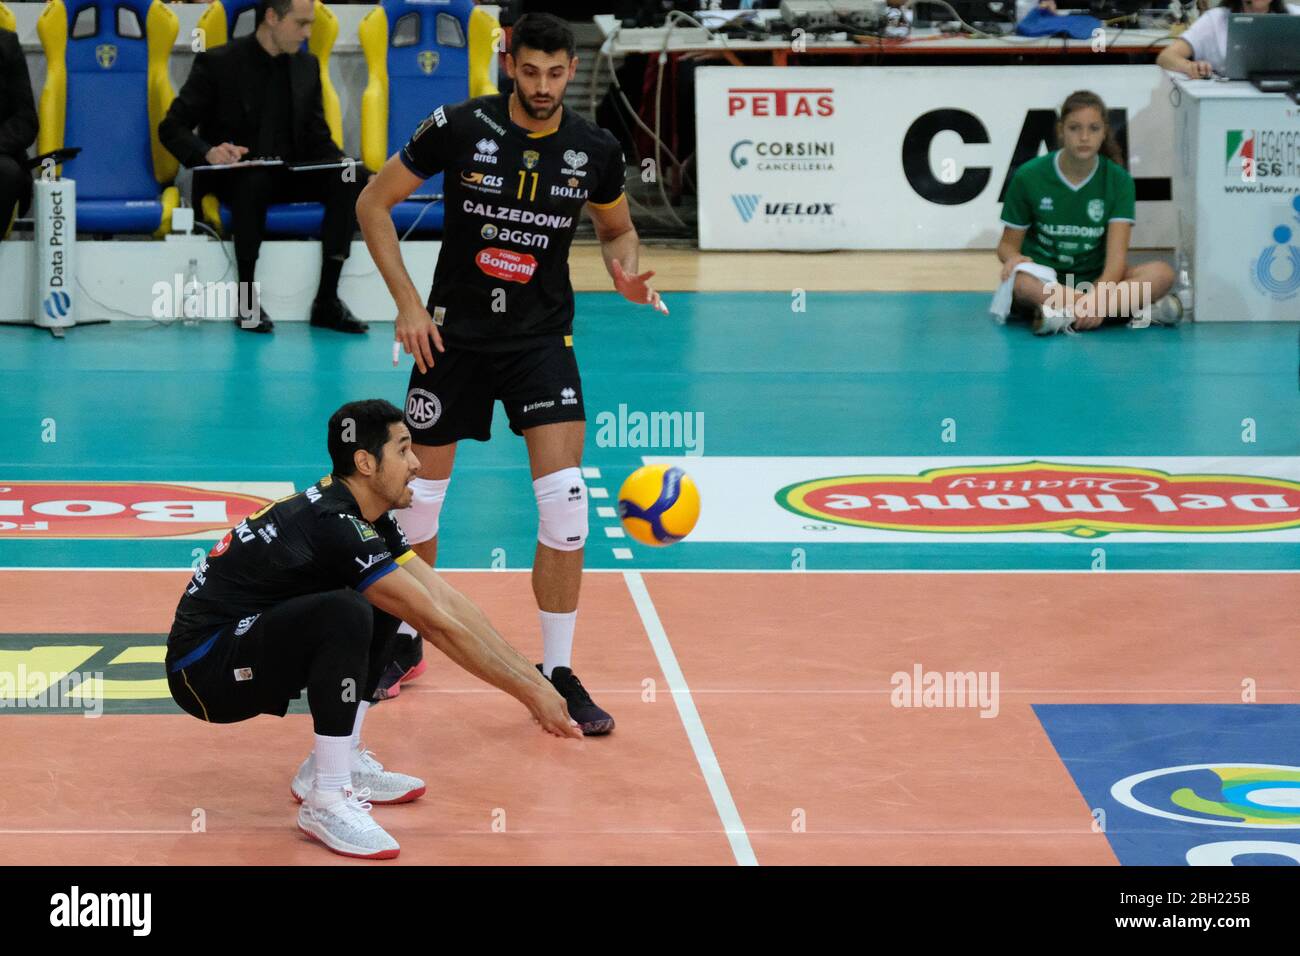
[359,0,499,236]
[194,0,345,238]
[36,0,179,235]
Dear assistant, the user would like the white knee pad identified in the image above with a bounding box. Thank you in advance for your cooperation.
[534,467,588,552]
[394,477,450,545]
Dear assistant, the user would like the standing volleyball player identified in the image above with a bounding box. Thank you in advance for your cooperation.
[992,90,1181,335]
[356,13,666,735]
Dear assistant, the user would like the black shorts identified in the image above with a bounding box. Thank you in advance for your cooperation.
[402,336,585,446]
[166,591,401,724]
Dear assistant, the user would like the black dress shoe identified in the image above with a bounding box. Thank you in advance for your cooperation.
[233,310,274,333]
[310,297,369,334]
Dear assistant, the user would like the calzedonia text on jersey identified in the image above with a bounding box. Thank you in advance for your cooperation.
[399,93,627,352]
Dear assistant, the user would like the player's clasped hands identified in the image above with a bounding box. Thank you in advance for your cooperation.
[612,259,669,315]
[395,301,445,373]
[1070,288,1104,330]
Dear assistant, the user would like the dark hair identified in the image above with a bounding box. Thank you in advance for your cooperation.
[1057,90,1125,167]
[258,0,295,25]
[510,13,576,60]
[1221,0,1289,12]
[328,399,404,477]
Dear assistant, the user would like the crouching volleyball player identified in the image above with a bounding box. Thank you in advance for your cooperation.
[164,399,580,860]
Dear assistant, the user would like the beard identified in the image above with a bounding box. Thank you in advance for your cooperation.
[516,91,561,121]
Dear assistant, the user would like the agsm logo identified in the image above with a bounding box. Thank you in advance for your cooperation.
[1111,763,1300,828]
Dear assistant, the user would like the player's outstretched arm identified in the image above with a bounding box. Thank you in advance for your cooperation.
[589,197,669,315]
[364,562,581,739]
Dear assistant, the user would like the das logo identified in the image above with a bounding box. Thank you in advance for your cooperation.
[777,461,1300,538]
[0,482,272,538]
[727,87,834,118]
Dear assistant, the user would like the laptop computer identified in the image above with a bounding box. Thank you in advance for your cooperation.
[1224,13,1300,91]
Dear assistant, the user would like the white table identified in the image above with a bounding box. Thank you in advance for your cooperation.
[1170,76,1300,322]
[593,13,1174,64]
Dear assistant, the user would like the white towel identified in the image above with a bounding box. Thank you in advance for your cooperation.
[989,261,1060,323]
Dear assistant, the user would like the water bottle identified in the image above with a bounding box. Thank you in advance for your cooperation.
[1174,247,1194,320]
[183,257,200,326]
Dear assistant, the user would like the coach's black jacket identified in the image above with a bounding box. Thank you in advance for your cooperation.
[158,34,342,169]
[0,28,38,162]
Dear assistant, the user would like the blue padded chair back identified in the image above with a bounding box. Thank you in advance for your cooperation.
[220,0,261,39]
[383,0,475,199]
[62,0,157,199]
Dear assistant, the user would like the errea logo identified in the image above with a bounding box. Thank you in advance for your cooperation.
[560,387,578,406]
[1039,197,1054,211]
[474,138,499,164]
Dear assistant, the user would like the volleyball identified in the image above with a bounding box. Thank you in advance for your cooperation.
[617,465,700,547]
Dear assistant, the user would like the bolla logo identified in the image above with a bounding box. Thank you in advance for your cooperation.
[0,482,271,538]
[727,87,834,118]
[777,461,1300,538]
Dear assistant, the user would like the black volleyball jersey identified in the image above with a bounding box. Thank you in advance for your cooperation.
[399,93,626,352]
[166,475,415,661]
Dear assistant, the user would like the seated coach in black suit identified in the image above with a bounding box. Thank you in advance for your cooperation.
[159,0,366,333]
[0,23,37,237]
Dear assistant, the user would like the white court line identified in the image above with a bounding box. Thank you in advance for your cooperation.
[4,567,1299,574]
[397,687,1300,695]
[0,828,1117,837]
[623,570,757,867]
[0,829,192,835]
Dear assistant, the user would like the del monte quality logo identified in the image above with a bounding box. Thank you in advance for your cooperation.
[776,461,1300,538]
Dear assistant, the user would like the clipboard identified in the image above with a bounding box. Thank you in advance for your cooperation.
[189,158,285,172]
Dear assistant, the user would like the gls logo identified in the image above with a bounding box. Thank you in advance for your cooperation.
[461,171,504,193]
[727,88,834,118]
[902,107,1169,207]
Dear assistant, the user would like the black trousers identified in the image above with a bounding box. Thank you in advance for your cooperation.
[167,589,404,736]
[0,155,31,234]
[195,165,362,266]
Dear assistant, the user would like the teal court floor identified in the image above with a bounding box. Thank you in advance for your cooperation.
[1,292,1298,866]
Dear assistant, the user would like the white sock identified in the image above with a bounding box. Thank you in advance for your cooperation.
[350,700,370,753]
[540,609,577,677]
[313,733,353,801]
